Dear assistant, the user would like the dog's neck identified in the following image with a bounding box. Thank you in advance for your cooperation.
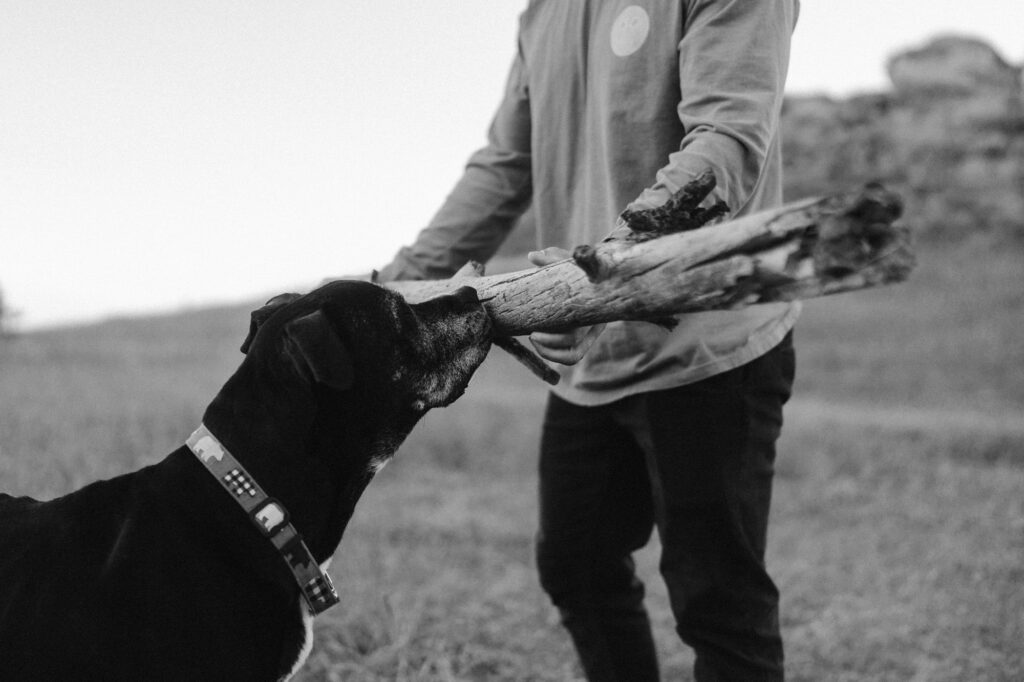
[198,367,413,564]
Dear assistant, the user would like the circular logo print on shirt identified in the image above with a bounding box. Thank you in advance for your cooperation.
[610,5,650,57]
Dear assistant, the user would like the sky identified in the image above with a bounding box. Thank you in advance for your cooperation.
[2,0,1022,330]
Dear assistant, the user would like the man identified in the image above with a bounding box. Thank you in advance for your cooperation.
[377,1,800,679]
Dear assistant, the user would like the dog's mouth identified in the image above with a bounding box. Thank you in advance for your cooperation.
[404,293,493,410]
[428,288,563,387]
[435,311,493,403]
[466,307,494,347]
[446,286,492,339]
[413,286,493,344]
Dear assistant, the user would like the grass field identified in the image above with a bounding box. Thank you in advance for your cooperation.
[1,241,1022,680]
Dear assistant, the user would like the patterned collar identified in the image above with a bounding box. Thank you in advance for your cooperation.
[186,424,340,615]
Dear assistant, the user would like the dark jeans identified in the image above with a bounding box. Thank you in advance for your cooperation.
[536,333,795,682]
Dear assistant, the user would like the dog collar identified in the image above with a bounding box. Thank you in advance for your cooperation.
[186,424,340,615]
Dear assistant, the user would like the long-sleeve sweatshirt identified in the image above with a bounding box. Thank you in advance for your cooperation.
[378,0,802,406]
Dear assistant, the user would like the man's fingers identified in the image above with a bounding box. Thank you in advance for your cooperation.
[526,249,608,366]
[527,247,572,267]
[580,323,607,350]
[566,324,606,363]
[529,331,574,349]
[529,323,607,366]
[529,336,585,365]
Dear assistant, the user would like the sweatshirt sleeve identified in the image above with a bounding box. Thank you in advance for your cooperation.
[626,0,798,216]
[376,50,533,282]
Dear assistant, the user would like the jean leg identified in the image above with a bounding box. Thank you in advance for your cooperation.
[536,393,660,682]
[636,335,795,681]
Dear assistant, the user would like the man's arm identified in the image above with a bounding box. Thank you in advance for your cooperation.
[626,0,799,217]
[376,50,532,282]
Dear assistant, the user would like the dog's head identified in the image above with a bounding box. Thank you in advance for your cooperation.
[237,280,492,421]
[195,281,492,579]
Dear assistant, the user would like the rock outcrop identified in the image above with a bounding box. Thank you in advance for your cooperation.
[887,35,1022,99]
[783,35,1023,241]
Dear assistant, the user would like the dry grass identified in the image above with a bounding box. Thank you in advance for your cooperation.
[1,243,1022,680]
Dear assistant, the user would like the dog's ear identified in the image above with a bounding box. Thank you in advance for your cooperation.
[241,293,302,354]
[282,309,354,391]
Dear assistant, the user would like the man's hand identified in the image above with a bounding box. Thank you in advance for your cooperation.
[527,248,606,366]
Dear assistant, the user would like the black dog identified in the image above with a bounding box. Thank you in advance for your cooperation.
[0,281,492,681]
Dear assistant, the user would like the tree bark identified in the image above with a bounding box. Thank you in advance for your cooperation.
[385,182,915,337]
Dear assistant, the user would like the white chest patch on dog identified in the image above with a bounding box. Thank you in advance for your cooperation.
[610,5,650,57]
[280,559,333,682]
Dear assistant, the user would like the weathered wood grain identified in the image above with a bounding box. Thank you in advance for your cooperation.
[385,182,915,337]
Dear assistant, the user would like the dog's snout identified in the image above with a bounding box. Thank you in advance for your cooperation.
[452,286,479,306]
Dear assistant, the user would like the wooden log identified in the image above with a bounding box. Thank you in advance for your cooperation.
[385,181,915,338]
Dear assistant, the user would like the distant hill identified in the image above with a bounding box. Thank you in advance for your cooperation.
[783,35,1024,243]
